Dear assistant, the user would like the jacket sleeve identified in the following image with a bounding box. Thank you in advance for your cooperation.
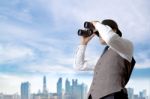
[73,45,95,71]
[95,23,133,62]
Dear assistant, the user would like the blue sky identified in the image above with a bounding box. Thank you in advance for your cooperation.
[0,0,150,95]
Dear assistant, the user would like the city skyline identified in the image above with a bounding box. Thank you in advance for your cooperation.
[0,76,149,95]
[0,76,149,99]
[0,0,150,97]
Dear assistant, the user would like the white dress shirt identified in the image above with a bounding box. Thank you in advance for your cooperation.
[74,22,133,71]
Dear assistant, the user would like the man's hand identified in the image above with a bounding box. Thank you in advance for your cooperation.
[79,21,100,45]
[80,34,95,45]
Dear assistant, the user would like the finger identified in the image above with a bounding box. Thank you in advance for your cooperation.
[89,34,95,40]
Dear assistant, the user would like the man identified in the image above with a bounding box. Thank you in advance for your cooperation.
[74,19,135,99]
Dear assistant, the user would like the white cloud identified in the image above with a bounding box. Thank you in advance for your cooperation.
[135,60,150,69]
[0,74,24,94]
[0,0,149,75]
[0,0,33,23]
[32,0,150,42]
[0,22,41,41]
[22,63,75,74]
[1,0,150,43]
[134,50,150,68]
[0,43,35,63]
[14,9,32,23]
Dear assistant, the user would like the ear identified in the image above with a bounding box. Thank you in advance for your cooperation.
[112,29,117,33]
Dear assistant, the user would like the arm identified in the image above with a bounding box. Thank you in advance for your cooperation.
[94,22,133,62]
[73,45,95,71]
[73,34,96,71]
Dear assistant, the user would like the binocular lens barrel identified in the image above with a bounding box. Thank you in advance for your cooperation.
[77,21,99,37]
[78,29,93,37]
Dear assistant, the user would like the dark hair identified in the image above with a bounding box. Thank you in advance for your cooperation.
[101,19,122,37]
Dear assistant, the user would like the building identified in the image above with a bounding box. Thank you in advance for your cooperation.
[139,89,147,99]
[64,78,87,99]
[71,79,87,99]
[0,93,20,99]
[57,77,62,99]
[0,93,3,99]
[127,88,134,99]
[41,76,50,99]
[31,76,50,99]
[21,82,30,99]
[65,79,72,99]
[43,76,48,94]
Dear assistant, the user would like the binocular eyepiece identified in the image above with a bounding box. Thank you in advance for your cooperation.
[84,22,95,30]
[78,21,99,37]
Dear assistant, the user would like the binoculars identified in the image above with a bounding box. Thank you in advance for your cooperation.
[78,22,99,37]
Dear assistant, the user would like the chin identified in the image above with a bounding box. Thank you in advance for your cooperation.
[101,42,106,45]
[100,39,106,45]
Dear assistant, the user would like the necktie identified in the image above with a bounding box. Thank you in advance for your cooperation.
[101,46,109,57]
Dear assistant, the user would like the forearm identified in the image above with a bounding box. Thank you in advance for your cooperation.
[75,45,86,66]
[94,22,133,62]
[74,45,94,71]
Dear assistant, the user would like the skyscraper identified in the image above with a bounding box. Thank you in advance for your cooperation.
[65,79,71,94]
[31,76,50,99]
[65,78,72,99]
[127,88,134,99]
[71,79,87,99]
[21,82,30,99]
[139,89,147,99]
[43,76,48,94]
[81,83,88,99]
[57,77,62,99]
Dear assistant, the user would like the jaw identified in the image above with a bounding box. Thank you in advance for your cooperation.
[100,39,107,45]
[101,42,107,45]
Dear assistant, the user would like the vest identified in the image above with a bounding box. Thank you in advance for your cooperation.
[88,48,135,99]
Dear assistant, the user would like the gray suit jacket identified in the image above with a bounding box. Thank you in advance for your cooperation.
[88,48,133,99]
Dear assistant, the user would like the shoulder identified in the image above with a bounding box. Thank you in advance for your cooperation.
[110,37,134,62]
[120,38,134,62]
[122,38,134,52]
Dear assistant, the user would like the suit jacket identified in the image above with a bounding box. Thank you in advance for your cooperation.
[88,48,135,99]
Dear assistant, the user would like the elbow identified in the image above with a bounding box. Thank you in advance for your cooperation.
[73,63,85,71]
[73,65,80,71]
[73,58,90,71]
[74,67,81,71]
[73,59,84,71]
[73,63,82,71]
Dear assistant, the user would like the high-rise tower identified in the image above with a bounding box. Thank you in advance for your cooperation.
[43,76,47,94]
[57,77,62,99]
[21,82,30,99]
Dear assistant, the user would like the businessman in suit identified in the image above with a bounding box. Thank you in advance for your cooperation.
[74,19,135,99]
